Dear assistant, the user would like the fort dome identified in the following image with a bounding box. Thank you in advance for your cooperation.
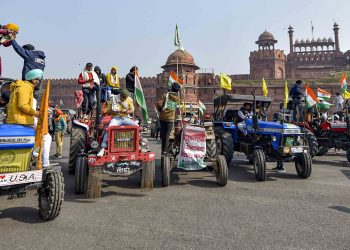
[162,50,199,70]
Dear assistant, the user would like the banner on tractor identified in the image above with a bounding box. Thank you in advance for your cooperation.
[177,125,206,170]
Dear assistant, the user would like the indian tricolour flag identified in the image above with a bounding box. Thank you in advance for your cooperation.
[317,87,331,101]
[135,70,149,121]
[305,85,319,108]
[340,73,347,96]
[167,71,183,89]
[198,100,206,115]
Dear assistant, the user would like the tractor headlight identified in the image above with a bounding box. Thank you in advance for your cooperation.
[140,138,149,152]
[283,147,291,154]
[272,136,277,142]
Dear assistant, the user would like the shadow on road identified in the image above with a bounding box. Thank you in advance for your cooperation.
[329,205,350,214]
[340,170,350,180]
[312,159,349,168]
[0,207,43,224]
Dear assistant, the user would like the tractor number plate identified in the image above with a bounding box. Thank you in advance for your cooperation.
[103,161,142,176]
[0,170,42,187]
[291,146,303,153]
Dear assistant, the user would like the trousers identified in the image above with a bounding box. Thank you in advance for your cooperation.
[55,131,64,156]
[160,120,173,153]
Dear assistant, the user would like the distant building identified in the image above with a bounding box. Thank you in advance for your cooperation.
[250,23,350,80]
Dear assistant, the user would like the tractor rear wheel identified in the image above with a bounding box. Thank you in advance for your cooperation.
[75,155,88,194]
[161,156,171,187]
[347,149,350,163]
[215,128,234,164]
[69,126,86,174]
[215,155,228,186]
[38,169,64,221]
[253,149,266,181]
[317,146,329,156]
[300,128,318,158]
[295,153,312,178]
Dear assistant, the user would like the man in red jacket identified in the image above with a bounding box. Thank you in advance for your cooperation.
[78,62,100,117]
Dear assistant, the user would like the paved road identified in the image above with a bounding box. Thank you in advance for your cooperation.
[0,135,350,250]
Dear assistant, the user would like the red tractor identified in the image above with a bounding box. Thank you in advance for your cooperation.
[294,114,350,162]
[69,89,154,197]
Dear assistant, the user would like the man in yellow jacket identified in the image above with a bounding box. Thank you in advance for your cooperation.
[106,66,120,96]
[6,69,42,125]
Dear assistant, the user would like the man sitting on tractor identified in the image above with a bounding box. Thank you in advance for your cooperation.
[97,89,137,157]
[237,102,253,135]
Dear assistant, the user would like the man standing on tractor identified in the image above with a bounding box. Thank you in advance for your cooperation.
[334,92,344,113]
[78,63,100,118]
[106,66,120,95]
[237,102,253,135]
[155,82,181,155]
[97,89,137,157]
[126,66,138,100]
[94,66,107,103]
[290,80,304,122]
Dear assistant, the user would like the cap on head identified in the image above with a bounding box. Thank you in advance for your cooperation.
[86,63,93,68]
[25,69,44,81]
[120,89,129,99]
[296,80,302,84]
[22,44,35,50]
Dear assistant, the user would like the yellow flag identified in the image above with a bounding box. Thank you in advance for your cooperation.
[262,78,268,97]
[220,73,232,91]
[284,81,288,109]
[34,80,50,170]
[344,90,350,99]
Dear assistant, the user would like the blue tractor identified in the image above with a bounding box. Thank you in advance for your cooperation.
[0,77,64,221]
[213,93,312,181]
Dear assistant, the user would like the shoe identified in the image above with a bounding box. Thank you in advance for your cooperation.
[272,166,278,170]
[51,154,58,158]
[276,168,287,173]
[97,148,105,157]
[57,155,63,159]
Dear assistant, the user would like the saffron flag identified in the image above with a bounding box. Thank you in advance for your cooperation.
[34,80,50,170]
[340,73,347,96]
[167,71,183,89]
[305,85,319,108]
[317,87,331,101]
[283,81,288,109]
[174,24,185,52]
[262,78,268,97]
[220,73,232,91]
[135,70,149,121]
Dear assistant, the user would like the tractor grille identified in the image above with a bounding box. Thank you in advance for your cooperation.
[113,130,135,151]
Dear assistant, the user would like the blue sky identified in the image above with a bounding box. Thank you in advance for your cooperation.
[1,0,350,79]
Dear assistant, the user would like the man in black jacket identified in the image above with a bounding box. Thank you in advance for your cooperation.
[289,80,304,122]
[94,66,107,102]
[126,66,138,100]
[11,41,46,80]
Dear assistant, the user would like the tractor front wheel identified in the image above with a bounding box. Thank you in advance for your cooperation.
[161,156,171,187]
[141,161,155,191]
[38,169,64,221]
[295,153,312,178]
[253,149,266,181]
[75,155,88,194]
[215,155,228,186]
[317,146,329,156]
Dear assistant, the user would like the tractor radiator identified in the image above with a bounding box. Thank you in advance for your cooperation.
[113,130,135,151]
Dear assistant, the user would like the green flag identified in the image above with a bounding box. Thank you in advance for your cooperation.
[174,24,185,52]
[135,70,149,121]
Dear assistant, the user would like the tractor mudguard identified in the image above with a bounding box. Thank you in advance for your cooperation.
[72,120,89,131]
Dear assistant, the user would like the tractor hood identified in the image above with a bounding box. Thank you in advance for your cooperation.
[246,119,301,134]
